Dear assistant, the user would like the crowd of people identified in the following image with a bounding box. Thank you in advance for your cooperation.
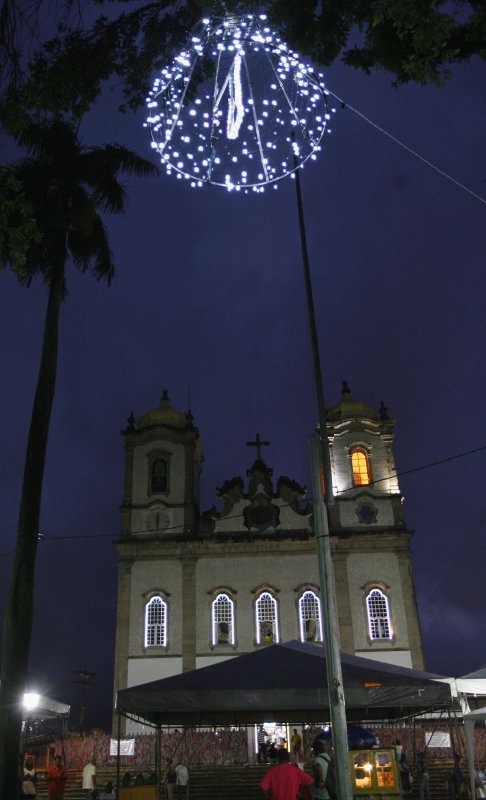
[19,724,486,800]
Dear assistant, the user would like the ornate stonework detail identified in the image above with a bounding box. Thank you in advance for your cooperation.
[247,459,274,498]
[201,457,312,535]
[243,493,280,531]
[216,477,245,514]
[276,475,310,514]
[356,502,378,524]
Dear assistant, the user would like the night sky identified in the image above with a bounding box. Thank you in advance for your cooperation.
[0,31,485,731]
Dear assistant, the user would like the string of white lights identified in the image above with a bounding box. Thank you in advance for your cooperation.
[145,13,333,191]
[226,53,245,139]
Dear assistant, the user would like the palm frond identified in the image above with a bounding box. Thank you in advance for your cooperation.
[67,214,115,284]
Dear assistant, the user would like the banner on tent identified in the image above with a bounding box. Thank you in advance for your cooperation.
[110,739,135,756]
[425,731,451,748]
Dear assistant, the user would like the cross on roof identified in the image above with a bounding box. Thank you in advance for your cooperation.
[246,433,270,460]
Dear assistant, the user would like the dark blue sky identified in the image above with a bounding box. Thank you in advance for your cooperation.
[0,38,485,730]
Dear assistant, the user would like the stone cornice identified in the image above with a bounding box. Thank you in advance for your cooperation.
[114,529,413,562]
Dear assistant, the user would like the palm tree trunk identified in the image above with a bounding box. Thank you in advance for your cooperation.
[0,261,64,800]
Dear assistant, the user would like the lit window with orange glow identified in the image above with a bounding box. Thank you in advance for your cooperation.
[351,448,371,486]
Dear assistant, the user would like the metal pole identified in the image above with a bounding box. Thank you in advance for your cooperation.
[116,712,121,800]
[293,164,353,799]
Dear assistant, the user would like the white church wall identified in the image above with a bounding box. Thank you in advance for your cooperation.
[195,553,320,651]
[128,559,183,654]
[346,551,410,651]
[127,656,182,687]
[124,657,183,735]
[214,500,247,532]
[196,654,238,669]
[354,650,413,668]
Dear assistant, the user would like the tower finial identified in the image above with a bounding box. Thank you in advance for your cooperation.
[379,401,390,420]
[342,380,351,398]
[126,412,136,431]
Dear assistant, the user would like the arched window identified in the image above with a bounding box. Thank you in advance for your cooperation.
[298,590,323,642]
[351,448,371,486]
[366,588,392,640]
[144,595,168,647]
[255,591,279,645]
[211,593,235,646]
[150,457,168,493]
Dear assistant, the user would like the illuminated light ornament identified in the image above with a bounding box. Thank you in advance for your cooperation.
[144,13,334,192]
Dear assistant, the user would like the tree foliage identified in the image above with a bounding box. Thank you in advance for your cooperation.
[0,118,157,800]
[1,0,485,117]
[0,169,41,269]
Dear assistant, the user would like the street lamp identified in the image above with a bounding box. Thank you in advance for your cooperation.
[294,162,352,798]
[146,12,352,796]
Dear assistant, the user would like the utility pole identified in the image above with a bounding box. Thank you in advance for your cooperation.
[73,669,97,731]
[294,163,353,799]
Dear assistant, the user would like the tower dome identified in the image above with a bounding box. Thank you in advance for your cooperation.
[137,389,190,430]
[326,380,377,421]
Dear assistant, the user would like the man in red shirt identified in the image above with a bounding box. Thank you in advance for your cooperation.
[47,755,67,800]
[260,748,313,800]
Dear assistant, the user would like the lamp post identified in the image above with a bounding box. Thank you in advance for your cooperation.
[294,164,353,799]
[145,12,352,793]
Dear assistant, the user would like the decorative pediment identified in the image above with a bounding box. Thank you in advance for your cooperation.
[243,493,280,532]
[247,459,274,499]
[201,457,312,536]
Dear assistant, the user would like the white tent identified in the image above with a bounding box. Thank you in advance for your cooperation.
[463,706,486,799]
[454,666,486,699]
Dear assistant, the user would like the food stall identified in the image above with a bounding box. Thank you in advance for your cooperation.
[351,749,402,798]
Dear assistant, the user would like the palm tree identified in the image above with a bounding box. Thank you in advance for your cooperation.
[0,118,158,799]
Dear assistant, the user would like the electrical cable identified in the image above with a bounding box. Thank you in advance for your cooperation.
[0,442,483,553]
[326,88,486,205]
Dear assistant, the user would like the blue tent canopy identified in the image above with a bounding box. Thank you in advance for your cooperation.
[116,641,451,726]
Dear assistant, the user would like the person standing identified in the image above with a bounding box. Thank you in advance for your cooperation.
[22,757,37,800]
[165,758,177,800]
[47,756,67,800]
[175,761,189,799]
[82,757,97,800]
[258,728,268,764]
[398,752,412,796]
[290,729,302,763]
[312,740,335,800]
[417,751,430,800]
[260,748,313,800]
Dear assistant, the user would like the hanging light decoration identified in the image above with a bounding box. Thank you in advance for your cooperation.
[144,13,335,192]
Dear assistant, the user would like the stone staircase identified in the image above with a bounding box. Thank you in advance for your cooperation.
[35,765,269,800]
[35,758,468,800]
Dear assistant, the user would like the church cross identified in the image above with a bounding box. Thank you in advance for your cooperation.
[246,433,271,460]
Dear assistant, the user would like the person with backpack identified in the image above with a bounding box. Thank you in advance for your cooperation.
[312,740,337,800]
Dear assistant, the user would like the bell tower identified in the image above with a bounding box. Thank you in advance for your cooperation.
[120,390,203,538]
[112,391,203,731]
[325,381,424,669]
[327,380,404,533]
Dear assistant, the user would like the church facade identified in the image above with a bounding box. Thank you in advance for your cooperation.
[112,384,424,731]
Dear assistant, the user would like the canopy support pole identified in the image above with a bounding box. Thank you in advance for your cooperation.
[156,724,162,800]
[115,712,121,800]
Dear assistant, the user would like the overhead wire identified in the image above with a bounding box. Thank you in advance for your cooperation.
[0,442,484,555]
[325,88,486,205]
